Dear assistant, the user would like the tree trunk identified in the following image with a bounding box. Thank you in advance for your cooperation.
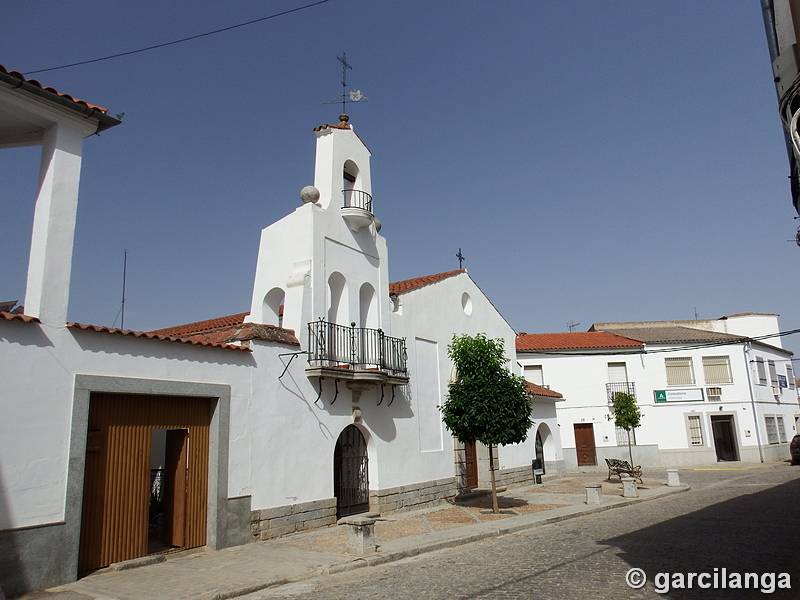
[489,444,499,514]
[627,428,634,466]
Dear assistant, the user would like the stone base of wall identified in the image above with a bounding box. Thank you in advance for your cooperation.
[493,465,536,488]
[370,477,458,514]
[251,497,337,541]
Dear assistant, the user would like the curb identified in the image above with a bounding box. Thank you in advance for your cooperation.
[216,484,691,599]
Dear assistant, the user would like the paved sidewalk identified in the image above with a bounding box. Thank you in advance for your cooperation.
[19,473,691,600]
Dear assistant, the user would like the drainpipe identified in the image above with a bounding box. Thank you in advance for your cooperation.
[743,343,765,463]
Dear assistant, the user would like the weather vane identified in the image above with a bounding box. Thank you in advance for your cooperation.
[456,248,465,269]
[324,52,368,120]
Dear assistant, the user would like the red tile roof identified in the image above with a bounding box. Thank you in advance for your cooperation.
[147,313,300,347]
[516,331,643,351]
[149,313,249,337]
[67,322,252,351]
[0,311,41,324]
[0,64,108,112]
[389,269,466,295]
[524,381,563,399]
[313,123,351,131]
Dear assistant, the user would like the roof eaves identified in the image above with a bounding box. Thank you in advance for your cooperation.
[0,64,120,133]
[67,322,251,351]
[0,311,41,324]
[389,269,466,295]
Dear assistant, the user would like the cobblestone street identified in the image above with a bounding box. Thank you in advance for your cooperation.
[249,466,800,600]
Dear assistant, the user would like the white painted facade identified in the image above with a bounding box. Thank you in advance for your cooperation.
[517,316,798,469]
[0,75,561,595]
[390,271,565,483]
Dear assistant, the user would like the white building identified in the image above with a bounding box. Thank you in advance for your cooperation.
[0,69,561,596]
[516,314,797,469]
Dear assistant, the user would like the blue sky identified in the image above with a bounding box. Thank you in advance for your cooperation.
[2,1,799,354]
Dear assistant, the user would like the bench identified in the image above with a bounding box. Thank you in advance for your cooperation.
[605,458,642,483]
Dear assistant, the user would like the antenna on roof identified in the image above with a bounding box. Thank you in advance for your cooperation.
[456,248,465,269]
[567,321,580,332]
[323,52,368,123]
[112,250,128,330]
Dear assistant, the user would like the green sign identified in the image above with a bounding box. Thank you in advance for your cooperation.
[655,390,667,402]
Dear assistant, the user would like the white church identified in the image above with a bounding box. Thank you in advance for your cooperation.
[0,65,564,597]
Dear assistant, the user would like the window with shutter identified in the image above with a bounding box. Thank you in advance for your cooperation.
[665,357,695,386]
[702,356,732,385]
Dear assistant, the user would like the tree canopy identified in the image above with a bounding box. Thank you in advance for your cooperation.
[440,333,532,446]
[608,391,642,465]
[609,391,642,432]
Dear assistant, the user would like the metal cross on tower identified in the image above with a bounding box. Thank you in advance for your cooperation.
[338,53,352,116]
[324,52,368,120]
[456,248,465,269]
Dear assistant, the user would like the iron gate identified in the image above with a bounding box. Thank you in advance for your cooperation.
[334,425,369,518]
[534,430,545,475]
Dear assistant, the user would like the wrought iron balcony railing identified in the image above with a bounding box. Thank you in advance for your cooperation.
[342,189,373,213]
[308,320,407,376]
[606,381,636,405]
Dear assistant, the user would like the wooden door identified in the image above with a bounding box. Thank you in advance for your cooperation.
[79,394,210,572]
[464,440,478,488]
[711,416,739,462]
[574,423,597,466]
[163,429,189,547]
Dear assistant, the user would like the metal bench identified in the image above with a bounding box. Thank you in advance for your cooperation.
[605,458,642,483]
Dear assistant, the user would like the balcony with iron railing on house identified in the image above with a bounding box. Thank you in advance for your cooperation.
[606,381,637,404]
[306,320,409,387]
[341,189,374,231]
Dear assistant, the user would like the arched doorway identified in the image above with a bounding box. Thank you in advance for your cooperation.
[334,425,369,518]
[534,430,545,475]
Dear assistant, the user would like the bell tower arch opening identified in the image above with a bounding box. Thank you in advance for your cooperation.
[263,287,285,327]
[327,272,347,325]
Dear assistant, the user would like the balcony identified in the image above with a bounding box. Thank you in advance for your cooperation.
[306,320,409,387]
[341,189,374,231]
[606,382,636,404]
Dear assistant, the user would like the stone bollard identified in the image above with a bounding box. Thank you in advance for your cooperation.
[667,469,680,487]
[621,476,639,498]
[585,483,603,505]
[345,516,377,555]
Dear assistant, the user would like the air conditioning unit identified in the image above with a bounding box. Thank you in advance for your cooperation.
[772,386,782,396]
[706,387,722,401]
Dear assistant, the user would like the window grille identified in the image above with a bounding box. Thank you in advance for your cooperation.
[687,415,703,446]
[768,360,779,386]
[665,357,695,386]
[755,358,767,386]
[787,365,795,390]
[777,416,787,443]
[702,356,732,385]
[765,416,779,444]
[706,387,722,401]
[615,426,636,446]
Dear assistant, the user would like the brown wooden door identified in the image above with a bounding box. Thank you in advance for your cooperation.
[163,429,189,547]
[79,394,210,572]
[574,423,597,466]
[464,440,478,488]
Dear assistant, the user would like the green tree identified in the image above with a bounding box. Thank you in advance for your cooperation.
[608,391,642,466]
[439,333,532,513]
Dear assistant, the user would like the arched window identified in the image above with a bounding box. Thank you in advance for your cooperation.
[263,287,284,327]
[327,272,347,324]
[358,282,376,329]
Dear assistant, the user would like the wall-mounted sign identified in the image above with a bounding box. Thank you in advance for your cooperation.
[778,375,788,388]
[654,388,705,403]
